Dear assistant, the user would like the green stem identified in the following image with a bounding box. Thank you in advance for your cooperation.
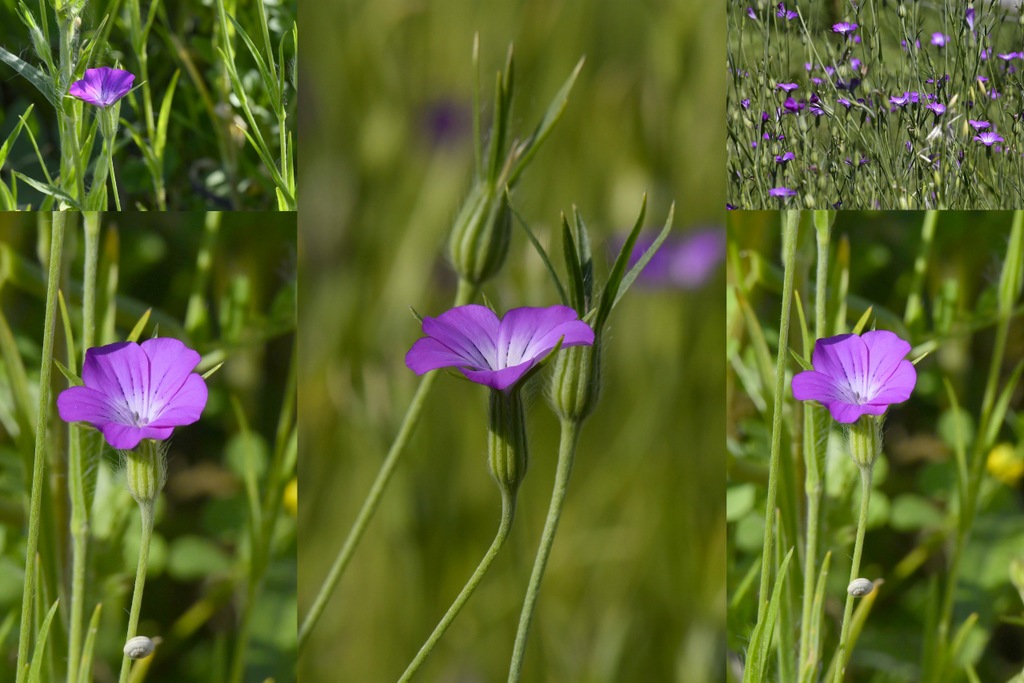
[68,218,99,683]
[14,215,65,683]
[399,488,516,682]
[297,279,479,652]
[756,210,800,621]
[118,499,155,683]
[107,144,121,211]
[507,418,582,682]
[799,215,830,678]
[833,447,875,681]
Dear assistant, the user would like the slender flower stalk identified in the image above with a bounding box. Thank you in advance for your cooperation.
[833,435,875,683]
[507,418,582,682]
[118,488,156,683]
[297,284,477,653]
[756,210,799,621]
[15,213,65,683]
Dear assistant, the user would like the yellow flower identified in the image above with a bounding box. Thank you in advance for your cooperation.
[284,478,297,516]
[987,443,1024,486]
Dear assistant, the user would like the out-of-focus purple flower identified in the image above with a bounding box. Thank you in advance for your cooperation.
[57,339,208,450]
[851,58,862,70]
[975,132,1005,146]
[68,67,135,108]
[844,157,870,166]
[775,3,799,19]
[926,102,946,116]
[833,22,858,36]
[838,97,852,108]
[969,120,990,130]
[981,48,991,60]
[890,92,911,107]
[992,90,1002,99]
[747,6,757,19]
[792,331,917,423]
[769,187,798,197]
[805,63,814,71]
[741,98,751,109]
[931,33,950,47]
[905,140,913,152]
[783,97,802,113]
[825,65,836,77]
[812,77,823,85]
[999,52,1021,61]
[978,75,989,82]
[967,7,975,30]
[619,229,726,290]
[423,99,471,146]
[775,152,796,164]
[726,204,738,210]
[777,83,800,93]
[902,39,922,50]
[405,305,594,391]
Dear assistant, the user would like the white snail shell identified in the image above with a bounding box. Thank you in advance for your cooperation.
[847,578,875,597]
[123,636,155,659]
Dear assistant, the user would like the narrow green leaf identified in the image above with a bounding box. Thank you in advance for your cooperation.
[0,45,56,107]
[12,173,84,210]
[201,362,224,380]
[942,378,968,515]
[612,202,675,312]
[800,552,832,683]
[595,193,647,332]
[562,214,586,314]
[949,612,978,665]
[572,207,594,307]
[155,70,181,162]
[508,193,567,306]
[57,291,78,374]
[227,14,281,109]
[851,306,874,336]
[745,547,795,682]
[507,55,585,186]
[788,348,812,373]
[983,359,1024,453]
[0,609,16,650]
[0,104,33,170]
[76,603,102,683]
[126,308,153,343]
[0,306,36,440]
[25,600,59,683]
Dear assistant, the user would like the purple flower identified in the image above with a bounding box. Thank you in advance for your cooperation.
[838,97,852,108]
[978,76,989,82]
[776,3,798,19]
[777,83,800,93]
[969,120,990,130]
[775,151,796,164]
[792,331,917,423]
[931,33,949,47]
[890,92,911,107]
[998,52,1020,61]
[68,67,135,108]
[975,132,1004,146]
[768,187,797,197]
[57,339,208,450]
[851,58,862,70]
[783,97,802,113]
[621,229,726,290]
[741,98,751,109]
[726,204,738,210]
[747,6,757,19]
[405,305,594,391]
[926,102,946,116]
[967,7,975,30]
[833,22,858,36]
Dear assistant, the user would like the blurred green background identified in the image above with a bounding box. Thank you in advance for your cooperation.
[298,0,725,680]
[0,214,296,682]
[727,212,1024,680]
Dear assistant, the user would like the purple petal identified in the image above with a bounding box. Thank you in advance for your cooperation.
[141,337,202,409]
[810,334,868,398]
[57,385,118,426]
[497,305,594,368]
[419,305,500,370]
[866,360,916,405]
[792,370,843,403]
[69,67,135,107]
[861,330,912,391]
[148,374,208,428]
[80,342,151,422]
[823,400,872,423]
[102,424,173,450]
[462,361,535,391]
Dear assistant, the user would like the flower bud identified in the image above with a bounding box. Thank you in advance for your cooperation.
[847,415,881,469]
[124,438,168,505]
[550,339,601,422]
[448,181,512,287]
[487,388,529,495]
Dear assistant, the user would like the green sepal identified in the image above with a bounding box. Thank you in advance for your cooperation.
[126,308,152,342]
